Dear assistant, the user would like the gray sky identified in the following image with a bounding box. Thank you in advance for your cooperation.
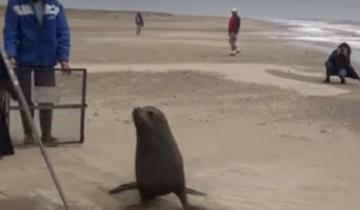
[0,0,359,20]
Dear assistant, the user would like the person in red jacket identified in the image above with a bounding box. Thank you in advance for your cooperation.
[228,8,241,56]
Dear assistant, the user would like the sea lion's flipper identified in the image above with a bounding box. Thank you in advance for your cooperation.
[186,188,207,196]
[109,182,137,194]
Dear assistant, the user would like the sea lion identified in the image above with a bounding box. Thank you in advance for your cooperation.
[110,106,205,209]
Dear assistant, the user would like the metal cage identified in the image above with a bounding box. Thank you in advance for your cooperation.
[5,68,87,144]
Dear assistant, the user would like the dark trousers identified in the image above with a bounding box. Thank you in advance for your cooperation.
[136,25,142,35]
[0,91,13,156]
[16,70,56,138]
[325,62,346,81]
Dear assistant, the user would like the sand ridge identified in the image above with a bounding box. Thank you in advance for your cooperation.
[75,62,350,96]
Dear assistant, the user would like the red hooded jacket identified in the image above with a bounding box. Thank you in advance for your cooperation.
[228,14,241,34]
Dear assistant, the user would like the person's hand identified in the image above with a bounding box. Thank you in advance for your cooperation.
[60,61,71,75]
[8,57,16,68]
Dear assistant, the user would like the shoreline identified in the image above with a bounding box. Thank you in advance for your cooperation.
[262,18,360,64]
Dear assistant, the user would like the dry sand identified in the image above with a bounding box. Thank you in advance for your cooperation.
[1,10,360,210]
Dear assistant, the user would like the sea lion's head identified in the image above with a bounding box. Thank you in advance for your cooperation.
[132,106,170,131]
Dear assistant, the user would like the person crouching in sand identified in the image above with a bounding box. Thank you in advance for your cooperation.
[228,8,241,56]
[324,42,360,84]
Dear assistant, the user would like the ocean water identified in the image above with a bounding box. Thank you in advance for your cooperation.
[269,19,360,46]
[261,19,360,63]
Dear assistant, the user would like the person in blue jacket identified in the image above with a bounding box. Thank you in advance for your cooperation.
[4,0,71,144]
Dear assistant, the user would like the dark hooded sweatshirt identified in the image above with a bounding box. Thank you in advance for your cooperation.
[326,50,360,79]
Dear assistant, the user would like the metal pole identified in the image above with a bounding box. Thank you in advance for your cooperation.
[80,69,87,143]
[0,49,70,210]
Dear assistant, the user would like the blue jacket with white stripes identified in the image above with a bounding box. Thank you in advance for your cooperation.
[4,0,70,68]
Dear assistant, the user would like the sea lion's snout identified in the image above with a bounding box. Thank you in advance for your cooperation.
[132,107,145,125]
[132,106,167,128]
[132,107,141,118]
[133,107,141,116]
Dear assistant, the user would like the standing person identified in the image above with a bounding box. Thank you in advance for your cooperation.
[228,8,241,56]
[324,42,359,84]
[135,12,144,35]
[4,0,71,144]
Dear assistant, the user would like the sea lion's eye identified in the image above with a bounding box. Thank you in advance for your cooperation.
[147,111,154,118]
